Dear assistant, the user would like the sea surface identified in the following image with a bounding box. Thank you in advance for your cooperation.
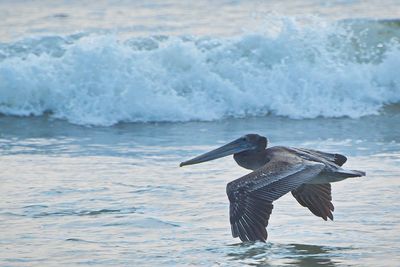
[1,1,400,266]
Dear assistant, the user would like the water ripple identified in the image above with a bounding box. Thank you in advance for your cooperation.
[28,207,137,218]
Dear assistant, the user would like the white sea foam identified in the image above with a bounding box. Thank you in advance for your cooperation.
[0,18,399,126]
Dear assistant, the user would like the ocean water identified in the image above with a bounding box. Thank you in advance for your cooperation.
[1,1,400,266]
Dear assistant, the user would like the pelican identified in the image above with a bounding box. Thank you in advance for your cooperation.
[180,134,365,242]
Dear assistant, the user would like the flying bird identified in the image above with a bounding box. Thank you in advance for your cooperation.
[180,134,365,242]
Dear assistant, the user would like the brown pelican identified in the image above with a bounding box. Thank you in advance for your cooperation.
[180,134,365,242]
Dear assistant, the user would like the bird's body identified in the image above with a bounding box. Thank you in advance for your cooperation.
[180,134,365,242]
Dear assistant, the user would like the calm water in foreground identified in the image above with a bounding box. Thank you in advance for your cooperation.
[1,112,399,266]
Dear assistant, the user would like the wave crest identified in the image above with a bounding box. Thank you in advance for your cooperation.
[1,18,399,125]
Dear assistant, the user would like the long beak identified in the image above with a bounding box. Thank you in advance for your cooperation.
[180,137,253,167]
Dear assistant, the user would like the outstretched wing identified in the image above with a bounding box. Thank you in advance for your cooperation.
[226,157,325,242]
[294,147,347,166]
[291,183,334,220]
[289,147,345,221]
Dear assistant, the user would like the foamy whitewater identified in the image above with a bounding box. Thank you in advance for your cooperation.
[1,18,399,126]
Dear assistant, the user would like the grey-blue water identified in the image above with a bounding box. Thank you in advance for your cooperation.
[1,0,400,266]
[1,111,400,266]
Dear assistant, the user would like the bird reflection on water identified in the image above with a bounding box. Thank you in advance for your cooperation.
[226,242,349,266]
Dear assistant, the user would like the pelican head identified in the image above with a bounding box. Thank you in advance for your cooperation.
[180,134,267,167]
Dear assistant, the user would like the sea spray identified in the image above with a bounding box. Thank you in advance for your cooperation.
[0,18,399,126]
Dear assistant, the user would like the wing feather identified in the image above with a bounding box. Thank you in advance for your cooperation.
[294,147,347,166]
[226,158,324,242]
[287,147,338,221]
[291,184,334,221]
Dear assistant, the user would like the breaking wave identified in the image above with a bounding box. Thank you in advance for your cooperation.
[0,18,399,126]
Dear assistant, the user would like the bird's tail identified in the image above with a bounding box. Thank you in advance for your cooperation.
[338,169,366,178]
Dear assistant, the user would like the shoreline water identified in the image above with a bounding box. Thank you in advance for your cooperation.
[1,107,399,149]
[1,113,399,266]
